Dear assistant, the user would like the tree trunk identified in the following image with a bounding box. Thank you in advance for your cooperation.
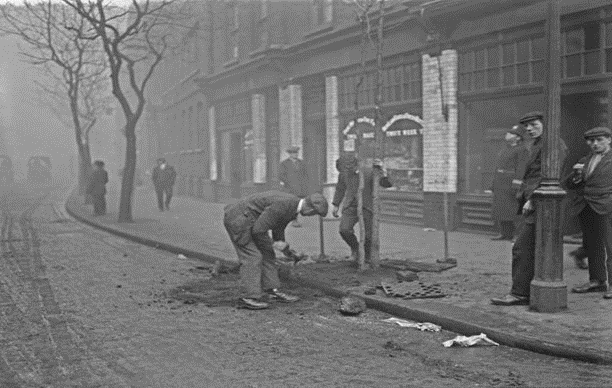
[78,144,92,195]
[370,0,386,269]
[118,122,137,223]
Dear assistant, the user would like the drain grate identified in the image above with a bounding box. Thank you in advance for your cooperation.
[381,281,446,299]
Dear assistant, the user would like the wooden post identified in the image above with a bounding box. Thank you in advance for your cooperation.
[530,0,567,313]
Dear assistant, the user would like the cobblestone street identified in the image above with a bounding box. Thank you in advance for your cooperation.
[0,185,609,387]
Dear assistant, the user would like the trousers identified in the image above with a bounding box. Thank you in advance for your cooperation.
[339,207,373,259]
[155,186,173,210]
[510,222,535,297]
[91,194,106,216]
[578,206,612,283]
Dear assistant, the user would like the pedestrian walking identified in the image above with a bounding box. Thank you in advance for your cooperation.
[223,190,328,310]
[279,146,309,227]
[564,127,612,300]
[491,111,567,306]
[490,125,529,241]
[152,158,176,212]
[331,154,392,265]
[86,160,108,217]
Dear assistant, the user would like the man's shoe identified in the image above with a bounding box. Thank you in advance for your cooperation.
[291,220,302,227]
[239,297,269,310]
[266,289,300,303]
[491,235,511,241]
[603,291,612,299]
[572,282,607,293]
[490,294,529,306]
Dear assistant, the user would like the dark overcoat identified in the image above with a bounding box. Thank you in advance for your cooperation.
[86,169,108,197]
[279,158,309,198]
[152,165,177,189]
[491,144,528,221]
[332,167,392,213]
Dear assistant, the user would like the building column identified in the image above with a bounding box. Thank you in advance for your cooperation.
[252,94,267,184]
[324,75,340,203]
[422,49,459,227]
[208,106,217,181]
[279,84,303,160]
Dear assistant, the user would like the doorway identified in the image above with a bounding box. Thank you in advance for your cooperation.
[229,131,243,198]
[303,117,326,193]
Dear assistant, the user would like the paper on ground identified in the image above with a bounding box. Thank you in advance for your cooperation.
[442,333,499,348]
[383,317,441,332]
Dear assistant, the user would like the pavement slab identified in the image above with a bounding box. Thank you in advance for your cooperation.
[65,184,612,365]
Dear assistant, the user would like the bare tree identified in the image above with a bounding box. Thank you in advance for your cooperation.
[0,0,109,193]
[347,0,387,270]
[61,0,178,222]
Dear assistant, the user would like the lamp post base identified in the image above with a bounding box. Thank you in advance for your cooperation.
[530,280,567,313]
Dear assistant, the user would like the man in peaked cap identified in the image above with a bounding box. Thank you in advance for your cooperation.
[223,190,328,310]
[489,124,529,240]
[491,111,568,306]
[279,146,310,227]
[564,127,612,299]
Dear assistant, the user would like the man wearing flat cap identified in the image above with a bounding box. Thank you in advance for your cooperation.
[489,125,529,240]
[491,111,567,306]
[279,146,309,227]
[223,190,328,310]
[564,127,612,300]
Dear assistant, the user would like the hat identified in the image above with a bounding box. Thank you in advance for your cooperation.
[584,127,612,139]
[519,111,544,124]
[157,157,166,163]
[286,146,300,153]
[93,160,105,167]
[305,193,329,217]
[507,125,524,138]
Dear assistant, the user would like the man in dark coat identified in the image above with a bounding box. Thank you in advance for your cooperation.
[223,190,328,310]
[491,111,567,306]
[279,146,309,227]
[490,125,529,240]
[86,160,108,216]
[564,127,612,300]
[152,157,177,212]
[332,155,392,264]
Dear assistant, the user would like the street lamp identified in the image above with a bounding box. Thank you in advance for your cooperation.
[530,0,567,313]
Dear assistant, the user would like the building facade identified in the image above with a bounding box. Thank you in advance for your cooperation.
[144,0,612,234]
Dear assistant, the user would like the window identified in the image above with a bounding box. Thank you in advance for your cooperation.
[226,3,239,62]
[339,62,422,111]
[562,23,601,77]
[459,36,545,92]
[312,0,333,27]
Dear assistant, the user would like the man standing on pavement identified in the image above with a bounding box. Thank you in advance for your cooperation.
[332,154,392,265]
[152,158,177,212]
[86,160,108,217]
[491,111,567,306]
[223,190,328,310]
[279,146,309,227]
[490,125,529,241]
[564,127,612,300]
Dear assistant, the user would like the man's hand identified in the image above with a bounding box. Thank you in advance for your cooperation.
[273,241,288,251]
[332,205,340,218]
[279,181,285,186]
[373,158,387,175]
[522,199,533,215]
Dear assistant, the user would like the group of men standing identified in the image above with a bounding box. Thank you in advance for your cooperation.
[491,111,612,305]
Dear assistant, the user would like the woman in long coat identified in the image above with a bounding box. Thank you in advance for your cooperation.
[490,126,528,240]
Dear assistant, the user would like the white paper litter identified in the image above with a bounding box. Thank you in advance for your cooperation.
[383,317,441,332]
[177,254,187,260]
[423,228,437,232]
[442,333,499,348]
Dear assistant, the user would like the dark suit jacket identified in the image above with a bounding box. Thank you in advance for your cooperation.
[516,137,567,221]
[86,169,108,196]
[332,167,392,213]
[279,158,309,197]
[564,150,612,217]
[223,190,300,248]
[152,165,177,189]
[491,144,529,221]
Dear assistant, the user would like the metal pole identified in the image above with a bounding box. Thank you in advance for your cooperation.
[530,0,567,312]
[319,214,325,258]
[443,191,449,261]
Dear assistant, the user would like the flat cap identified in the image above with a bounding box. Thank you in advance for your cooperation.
[305,192,329,217]
[286,146,300,153]
[507,124,525,138]
[519,111,544,124]
[584,127,612,139]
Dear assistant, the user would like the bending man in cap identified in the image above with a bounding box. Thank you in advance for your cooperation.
[491,111,567,306]
[564,127,612,300]
[223,190,328,310]
[332,155,392,265]
[489,125,529,240]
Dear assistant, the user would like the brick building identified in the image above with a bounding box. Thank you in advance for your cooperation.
[144,0,612,234]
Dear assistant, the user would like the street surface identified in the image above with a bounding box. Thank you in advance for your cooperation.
[0,183,611,387]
